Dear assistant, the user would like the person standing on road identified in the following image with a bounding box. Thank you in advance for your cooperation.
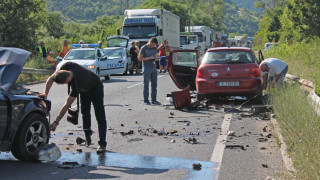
[138,37,161,105]
[58,39,71,58]
[130,41,140,74]
[34,41,49,61]
[157,39,170,73]
[38,61,107,153]
[259,58,288,89]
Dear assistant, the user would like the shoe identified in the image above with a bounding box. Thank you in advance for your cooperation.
[144,100,151,105]
[159,70,162,73]
[152,101,161,105]
[97,145,106,153]
[85,131,92,147]
[163,70,167,73]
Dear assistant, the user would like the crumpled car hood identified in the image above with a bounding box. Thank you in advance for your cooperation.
[0,48,30,91]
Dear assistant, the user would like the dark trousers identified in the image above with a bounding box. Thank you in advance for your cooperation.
[80,83,107,147]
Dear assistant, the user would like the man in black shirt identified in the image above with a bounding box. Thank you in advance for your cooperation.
[129,41,140,74]
[38,62,107,153]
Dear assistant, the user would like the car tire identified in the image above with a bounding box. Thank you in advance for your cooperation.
[197,93,205,101]
[96,69,100,77]
[123,64,128,75]
[104,75,110,80]
[11,113,49,161]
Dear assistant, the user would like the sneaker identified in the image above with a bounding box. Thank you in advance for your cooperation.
[97,145,106,153]
[159,70,162,73]
[85,132,92,147]
[152,101,161,105]
[163,70,167,73]
[144,100,151,105]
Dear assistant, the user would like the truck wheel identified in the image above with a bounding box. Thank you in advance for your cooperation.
[11,113,49,161]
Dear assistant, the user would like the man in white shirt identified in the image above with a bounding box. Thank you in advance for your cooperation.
[259,58,288,89]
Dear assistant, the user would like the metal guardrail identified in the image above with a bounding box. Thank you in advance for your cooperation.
[285,73,320,113]
[22,67,51,75]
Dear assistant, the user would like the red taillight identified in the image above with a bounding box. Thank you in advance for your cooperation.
[197,68,209,77]
[249,67,260,77]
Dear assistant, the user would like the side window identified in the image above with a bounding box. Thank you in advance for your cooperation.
[172,51,197,68]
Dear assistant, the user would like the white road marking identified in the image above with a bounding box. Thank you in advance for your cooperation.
[127,75,165,89]
[211,113,232,179]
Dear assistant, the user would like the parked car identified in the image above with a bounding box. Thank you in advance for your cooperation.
[0,48,51,161]
[104,35,134,75]
[57,45,112,80]
[264,42,278,51]
[168,47,263,100]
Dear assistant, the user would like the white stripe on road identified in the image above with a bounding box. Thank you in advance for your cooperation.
[126,75,165,89]
[211,113,232,179]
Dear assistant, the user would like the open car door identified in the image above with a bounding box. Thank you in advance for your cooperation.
[107,35,129,48]
[168,50,199,90]
[258,49,264,64]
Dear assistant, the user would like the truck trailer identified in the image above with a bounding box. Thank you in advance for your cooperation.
[185,26,211,55]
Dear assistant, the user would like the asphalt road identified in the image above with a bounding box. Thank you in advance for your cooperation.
[0,73,287,180]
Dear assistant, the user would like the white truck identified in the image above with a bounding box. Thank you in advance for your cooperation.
[185,26,211,55]
[180,34,199,50]
[234,36,248,47]
[122,9,180,50]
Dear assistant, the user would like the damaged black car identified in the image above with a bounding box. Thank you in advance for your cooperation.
[0,48,51,161]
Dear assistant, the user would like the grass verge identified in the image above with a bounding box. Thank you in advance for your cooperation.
[269,83,320,179]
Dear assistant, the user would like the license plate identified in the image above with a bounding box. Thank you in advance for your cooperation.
[218,81,240,86]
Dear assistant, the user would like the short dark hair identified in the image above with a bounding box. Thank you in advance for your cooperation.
[150,37,158,44]
[53,70,70,84]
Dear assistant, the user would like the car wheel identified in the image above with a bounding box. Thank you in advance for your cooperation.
[104,75,110,80]
[11,113,49,161]
[197,93,205,101]
[123,64,128,75]
[96,69,100,77]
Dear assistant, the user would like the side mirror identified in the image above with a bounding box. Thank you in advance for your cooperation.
[101,56,108,60]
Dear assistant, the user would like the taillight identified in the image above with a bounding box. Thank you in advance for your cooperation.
[249,67,260,77]
[197,68,209,77]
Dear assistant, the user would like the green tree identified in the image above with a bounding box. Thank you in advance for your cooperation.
[0,0,47,50]
[46,12,65,38]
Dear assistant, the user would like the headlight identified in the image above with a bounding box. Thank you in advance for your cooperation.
[87,65,95,69]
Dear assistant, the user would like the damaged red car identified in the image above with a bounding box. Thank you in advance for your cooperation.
[168,47,263,100]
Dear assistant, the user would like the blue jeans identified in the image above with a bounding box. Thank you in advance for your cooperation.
[80,82,107,147]
[143,65,158,102]
[269,65,288,86]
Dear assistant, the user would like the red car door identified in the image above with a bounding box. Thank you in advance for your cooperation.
[168,50,199,90]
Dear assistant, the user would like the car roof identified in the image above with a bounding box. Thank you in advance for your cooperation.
[207,47,252,52]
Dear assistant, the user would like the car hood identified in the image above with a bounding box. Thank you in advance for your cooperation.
[57,60,95,69]
[0,48,30,91]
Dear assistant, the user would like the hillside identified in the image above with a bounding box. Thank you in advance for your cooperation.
[47,0,262,36]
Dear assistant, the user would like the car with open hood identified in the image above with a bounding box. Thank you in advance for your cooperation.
[103,35,134,75]
[168,47,263,100]
[0,48,51,161]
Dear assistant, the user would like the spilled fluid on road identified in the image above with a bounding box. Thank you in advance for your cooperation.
[0,151,218,180]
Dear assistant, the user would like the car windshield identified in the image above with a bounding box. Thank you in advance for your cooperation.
[103,48,123,59]
[64,50,95,60]
[202,51,254,64]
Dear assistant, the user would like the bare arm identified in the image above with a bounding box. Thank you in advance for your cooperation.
[50,95,76,131]
[38,75,55,98]
[274,73,281,81]
[262,74,268,90]
[138,52,154,61]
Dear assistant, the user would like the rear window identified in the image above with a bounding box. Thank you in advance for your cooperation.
[201,50,254,64]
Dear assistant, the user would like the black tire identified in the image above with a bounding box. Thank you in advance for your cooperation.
[11,113,49,161]
[96,69,100,77]
[197,93,205,101]
[104,75,110,80]
[123,64,128,75]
